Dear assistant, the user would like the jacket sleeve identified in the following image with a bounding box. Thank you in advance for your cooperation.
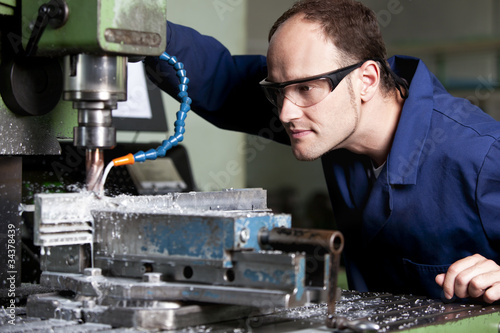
[477,138,500,244]
[144,21,290,145]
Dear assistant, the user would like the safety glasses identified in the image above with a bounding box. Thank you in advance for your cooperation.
[259,61,366,110]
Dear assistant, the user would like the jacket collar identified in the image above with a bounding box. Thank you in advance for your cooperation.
[386,56,435,185]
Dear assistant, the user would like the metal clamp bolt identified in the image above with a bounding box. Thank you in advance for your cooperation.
[240,228,250,243]
[83,268,102,277]
[82,299,96,308]
[143,272,163,283]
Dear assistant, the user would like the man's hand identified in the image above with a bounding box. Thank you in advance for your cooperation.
[435,254,500,303]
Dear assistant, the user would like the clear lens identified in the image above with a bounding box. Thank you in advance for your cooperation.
[285,78,331,107]
[262,86,284,108]
[262,78,331,109]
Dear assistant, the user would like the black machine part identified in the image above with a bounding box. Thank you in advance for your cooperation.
[0,0,68,116]
[25,0,69,57]
[0,57,63,116]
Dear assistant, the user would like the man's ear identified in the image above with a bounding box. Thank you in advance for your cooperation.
[359,61,380,102]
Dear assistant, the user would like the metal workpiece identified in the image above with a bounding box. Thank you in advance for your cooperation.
[35,188,271,220]
[34,193,95,247]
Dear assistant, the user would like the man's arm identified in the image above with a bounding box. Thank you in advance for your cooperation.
[436,139,500,303]
[144,21,289,144]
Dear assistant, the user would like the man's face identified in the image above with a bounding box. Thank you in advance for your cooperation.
[267,15,360,161]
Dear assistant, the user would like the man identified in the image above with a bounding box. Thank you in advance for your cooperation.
[145,0,500,303]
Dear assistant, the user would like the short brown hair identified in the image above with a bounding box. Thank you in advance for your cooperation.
[269,0,395,94]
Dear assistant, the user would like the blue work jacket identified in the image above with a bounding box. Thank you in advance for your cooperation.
[146,22,500,299]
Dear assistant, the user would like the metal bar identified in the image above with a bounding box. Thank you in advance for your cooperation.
[259,227,344,326]
[260,227,343,255]
[38,271,306,308]
[328,251,341,318]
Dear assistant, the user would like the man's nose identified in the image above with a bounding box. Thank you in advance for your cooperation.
[279,97,303,123]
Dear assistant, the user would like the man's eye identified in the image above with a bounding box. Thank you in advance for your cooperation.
[297,84,314,92]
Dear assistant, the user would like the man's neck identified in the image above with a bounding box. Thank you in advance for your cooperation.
[349,91,405,167]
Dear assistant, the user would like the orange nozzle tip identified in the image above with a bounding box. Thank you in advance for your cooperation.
[112,153,135,166]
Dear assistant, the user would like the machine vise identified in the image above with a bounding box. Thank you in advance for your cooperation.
[27,188,344,330]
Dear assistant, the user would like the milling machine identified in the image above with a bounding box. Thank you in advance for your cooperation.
[0,0,166,291]
[1,1,500,332]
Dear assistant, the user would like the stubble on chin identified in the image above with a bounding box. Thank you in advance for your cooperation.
[290,142,322,162]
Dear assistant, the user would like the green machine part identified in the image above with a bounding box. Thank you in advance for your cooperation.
[0,0,168,155]
[0,0,15,15]
[0,0,75,154]
[0,97,75,155]
[21,0,167,56]
[405,312,500,333]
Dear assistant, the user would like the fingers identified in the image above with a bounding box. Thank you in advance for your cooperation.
[441,254,483,300]
[435,273,445,287]
[483,282,500,304]
[467,271,500,303]
[454,257,496,299]
[439,254,500,302]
